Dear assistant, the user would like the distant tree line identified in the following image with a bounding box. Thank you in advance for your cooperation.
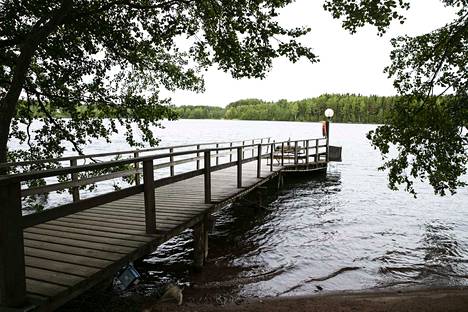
[173,105,225,119]
[18,94,399,124]
[175,94,398,123]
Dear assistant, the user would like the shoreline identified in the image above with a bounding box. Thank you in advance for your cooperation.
[143,287,468,312]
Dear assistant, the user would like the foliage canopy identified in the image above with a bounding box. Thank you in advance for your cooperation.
[0,0,316,166]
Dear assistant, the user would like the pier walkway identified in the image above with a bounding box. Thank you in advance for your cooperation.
[0,137,332,311]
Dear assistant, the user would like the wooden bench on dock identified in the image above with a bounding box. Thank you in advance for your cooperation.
[0,137,329,311]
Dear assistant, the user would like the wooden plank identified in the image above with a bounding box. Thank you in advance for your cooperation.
[65,213,182,227]
[26,266,83,287]
[23,232,133,254]
[46,219,153,236]
[116,198,207,204]
[105,200,209,209]
[80,210,194,224]
[24,239,124,261]
[77,211,146,222]
[77,210,192,225]
[89,205,202,217]
[25,256,99,277]
[25,247,111,269]
[33,223,152,243]
[25,227,143,248]
[25,293,49,307]
[26,279,67,298]
[61,215,146,228]
[91,205,200,216]
[56,216,173,232]
[22,184,143,228]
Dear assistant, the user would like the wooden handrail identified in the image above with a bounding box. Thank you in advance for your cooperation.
[1,137,326,225]
[0,138,326,184]
[19,146,263,197]
[0,137,272,168]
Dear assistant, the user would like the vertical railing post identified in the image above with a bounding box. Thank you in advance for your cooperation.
[215,143,219,166]
[196,144,201,170]
[326,135,330,163]
[0,181,26,308]
[204,151,211,204]
[257,144,262,178]
[281,142,285,166]
[294,141,298,165]
[305,140,309,164]
[270,143,274,171]
[134,151,141,185]
[237,147,242,188]
[242,141,245,159]
[143,159,156,234]
[251,139,255,157]
[229,142,233,163]
[169,148,174,176]
[315,139,319,163]
[70,158,80,202]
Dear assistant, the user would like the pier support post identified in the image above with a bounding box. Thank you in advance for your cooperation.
[193,217,209,270]
[257,144,262,178]
[169,148,175,176]
[0,181,27,308]
[204,151,211,204]
[270,143,274,171]
[277,173,284,189]
[315,139,319,163]
[281,142,284,166]
[255,188,264,211]
[237,147,242,188]
[133,151,141,185]
[294,141,298,165]
[70,158,80,202]
[143,159,157,234]
[196,145,201,170]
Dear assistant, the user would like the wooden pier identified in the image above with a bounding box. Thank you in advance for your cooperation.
[0,137,331,311]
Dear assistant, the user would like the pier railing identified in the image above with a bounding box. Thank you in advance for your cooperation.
[0,137,327,308]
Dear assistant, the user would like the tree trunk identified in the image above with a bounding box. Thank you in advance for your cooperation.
[0,45,41,171]
[0,0,73,169]
[0,113,12,166]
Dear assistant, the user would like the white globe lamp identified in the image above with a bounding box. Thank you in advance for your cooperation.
[324,108,334,119]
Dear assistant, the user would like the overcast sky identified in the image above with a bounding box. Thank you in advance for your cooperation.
[167,0,456,107]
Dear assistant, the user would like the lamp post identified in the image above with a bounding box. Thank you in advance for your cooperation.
[324,108,334,162]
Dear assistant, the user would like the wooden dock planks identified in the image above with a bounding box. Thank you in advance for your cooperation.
[22,161,282,311]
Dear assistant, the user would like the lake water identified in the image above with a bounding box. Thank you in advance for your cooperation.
[113,120,467,301]
[13,119,468,301]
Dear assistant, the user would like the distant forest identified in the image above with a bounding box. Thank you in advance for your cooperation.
[16,94,399,124]
[175,94,398,124]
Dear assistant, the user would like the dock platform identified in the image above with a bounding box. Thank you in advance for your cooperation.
[0,137,329,311]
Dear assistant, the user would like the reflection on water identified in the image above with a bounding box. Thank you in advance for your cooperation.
[132,163,467,301]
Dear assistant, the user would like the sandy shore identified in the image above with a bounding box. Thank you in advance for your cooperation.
[144,288,468,312]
